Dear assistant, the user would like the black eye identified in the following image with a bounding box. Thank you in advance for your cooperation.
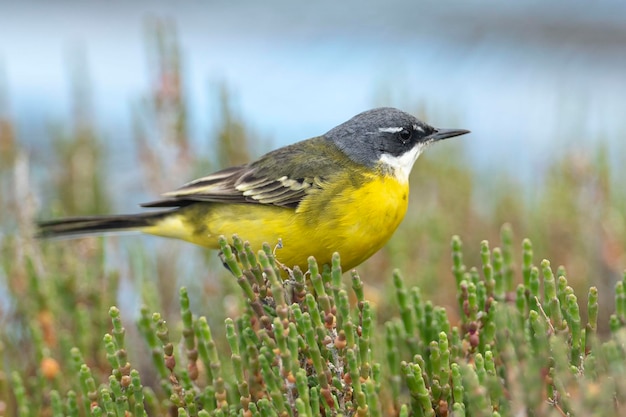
[399,129,412,142]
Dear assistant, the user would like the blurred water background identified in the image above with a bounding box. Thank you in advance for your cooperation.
[2,1,626,210]
[1,1,626,314]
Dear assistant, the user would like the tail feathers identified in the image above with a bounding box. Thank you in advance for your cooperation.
[36,211,172,239]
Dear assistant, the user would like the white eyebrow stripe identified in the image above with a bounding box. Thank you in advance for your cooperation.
[414,124,424,133]
[378,127,404,133]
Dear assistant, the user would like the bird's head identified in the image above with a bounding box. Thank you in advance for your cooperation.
[326,107,469,182]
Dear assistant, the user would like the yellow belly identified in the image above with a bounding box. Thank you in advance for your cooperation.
[144,173,409,272]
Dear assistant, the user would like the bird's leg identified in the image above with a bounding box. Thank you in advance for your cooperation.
[271,238,294,278]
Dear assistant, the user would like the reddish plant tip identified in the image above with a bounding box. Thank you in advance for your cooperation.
[40,357,60,380]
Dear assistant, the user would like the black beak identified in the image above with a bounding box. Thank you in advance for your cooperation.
[429,128,470,142]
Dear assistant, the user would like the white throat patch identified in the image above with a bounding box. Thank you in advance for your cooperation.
[378,143,426,183]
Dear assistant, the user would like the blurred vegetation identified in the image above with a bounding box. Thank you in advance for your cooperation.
[1,20,625,416]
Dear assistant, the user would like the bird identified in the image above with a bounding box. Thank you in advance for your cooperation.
[37,107,469,272]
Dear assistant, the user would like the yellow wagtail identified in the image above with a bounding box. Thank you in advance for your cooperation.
[37,107,469,272]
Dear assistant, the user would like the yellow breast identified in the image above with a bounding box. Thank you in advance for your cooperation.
[295,172,409,270]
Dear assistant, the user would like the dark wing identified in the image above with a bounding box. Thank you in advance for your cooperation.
[141,137,337,209]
